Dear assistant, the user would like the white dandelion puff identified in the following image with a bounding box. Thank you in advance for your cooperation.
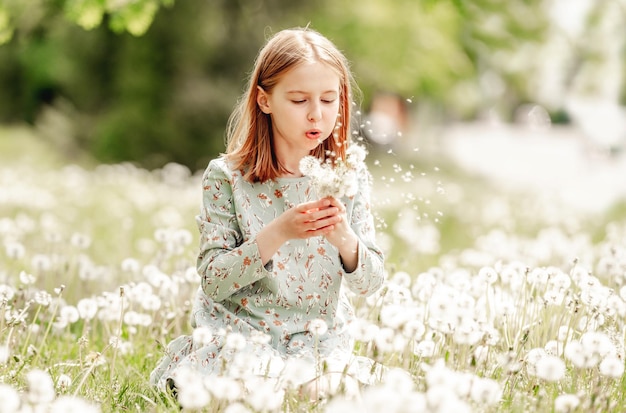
[599,355,624,378]
[0,384,20,413]
[0,344,9,364]
[56,374,73,391]
[554,394,580,413]
[535,355,566,381]
[224,332,247,351]
[192,326,214,347]
[25,368,56,404]
[49,396,101,413]
[307,318,328,336]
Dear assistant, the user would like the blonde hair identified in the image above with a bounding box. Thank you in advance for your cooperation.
[224,27,357,183]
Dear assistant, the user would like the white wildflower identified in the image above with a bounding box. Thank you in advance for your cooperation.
[299,143,366,199]
[280,357,317,387]
[0,344,9,364]
[402,319,426,340]
[554,394,580,412]
[0,284,14,302]
[49,395,101,413]
[25,368,56,404]
[245,377,284,412]
[477,266,498,284]
[599,355,624,378]
[204,375,242,401]
[223,402,253,413]
[77,298,98,320]
[70,232,92,249]
[224,332,247,351]
[192,326,214,347]
[19,270,36,285]
[56,374,72,391]
[469,377,501,405]
[177,380,211,410]
[379,304,411,330]
[33,290,52,306]
[60,305,80,324]
[0,383,20,413]
[307,318,328,336]
[544,340,564,356]
[535,355,566,381]
[4,241,25,260]
[31,254,52,272]
[414,339,436,358]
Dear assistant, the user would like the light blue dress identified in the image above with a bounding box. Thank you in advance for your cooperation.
[150,157,385,390]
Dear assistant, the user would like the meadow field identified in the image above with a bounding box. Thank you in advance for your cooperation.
[1,126,626,412]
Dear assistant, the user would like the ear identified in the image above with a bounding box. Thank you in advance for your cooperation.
[257,86,271,114]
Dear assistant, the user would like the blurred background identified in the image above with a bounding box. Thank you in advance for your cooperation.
[0,0,625,180]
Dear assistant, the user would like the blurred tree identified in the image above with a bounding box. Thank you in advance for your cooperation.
[0,0,623,169]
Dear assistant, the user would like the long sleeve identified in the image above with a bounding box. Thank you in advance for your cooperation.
[340,164,385,297]
[195,160,271,302]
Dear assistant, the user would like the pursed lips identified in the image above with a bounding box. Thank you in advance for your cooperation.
[306,129,322,139]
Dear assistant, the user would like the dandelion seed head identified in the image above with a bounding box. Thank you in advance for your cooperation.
[348,318,379,342]
[544,340,563,356]
[31,254,52,272]
[0,384,20,413]
[414,339,436,358]
[477,266,498,284]
[25,368,56,404]
[0,344,9,364]
[223,402,253,413]
[77,298,98,320]
[280,357,316,387]
[4,241,25,260]
[554,394,580,412]
[224,332,247,351]
[534,355,566,381]
[0,284,15,302]
[49,395,101,413]
[177,380,211,410]
[580,331,614,357]
[140,294,161,311]
[56,374,72,391]
[402,319,426,340]
[192,326,214,347]
[120,258,140,273]
[204,375,242,401]
[19,270,36,285]
[599,355,624,378]
[245,377,284,412]
[33,290,52,306]
[70,232,91,250]
[470,377,501,405]
[381,367,415,393]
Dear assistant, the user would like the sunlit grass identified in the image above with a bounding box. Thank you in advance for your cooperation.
[1,128,626,412]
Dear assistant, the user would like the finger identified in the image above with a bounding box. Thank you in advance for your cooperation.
[304,207,339,223]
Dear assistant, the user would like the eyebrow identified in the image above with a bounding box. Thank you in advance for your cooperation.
[286,90,338,95]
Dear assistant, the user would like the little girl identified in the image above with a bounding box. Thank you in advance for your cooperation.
[150,26,385,399]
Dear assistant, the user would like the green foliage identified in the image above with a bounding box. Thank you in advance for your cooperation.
[0,1,623,168]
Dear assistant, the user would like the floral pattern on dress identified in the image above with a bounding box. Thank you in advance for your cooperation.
[150,156,385,390]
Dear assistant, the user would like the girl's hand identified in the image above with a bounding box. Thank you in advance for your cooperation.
[323,197,359,272]
[256,198,341,264]
[279,198,342,240]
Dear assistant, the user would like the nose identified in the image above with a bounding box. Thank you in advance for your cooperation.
[308,102,322,122]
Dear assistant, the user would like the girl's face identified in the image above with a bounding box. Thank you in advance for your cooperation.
[257,61,341,171]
